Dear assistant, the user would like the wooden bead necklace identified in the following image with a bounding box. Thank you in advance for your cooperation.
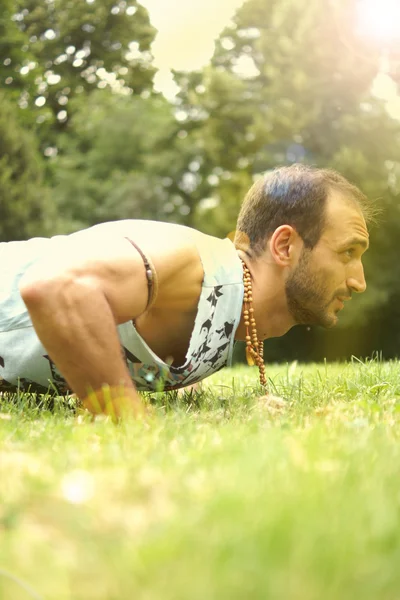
[241,259,267,390]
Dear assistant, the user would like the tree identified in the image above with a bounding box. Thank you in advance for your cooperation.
[48,89,201,232]
[1,0,157,143]
[0,92,52,241]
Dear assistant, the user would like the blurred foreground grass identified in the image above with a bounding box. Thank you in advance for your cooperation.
[1,359,400,600]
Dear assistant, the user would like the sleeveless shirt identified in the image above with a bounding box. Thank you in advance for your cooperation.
[0,221,244,395]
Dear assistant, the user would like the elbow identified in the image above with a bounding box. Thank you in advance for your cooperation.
[19,270,102,312]
[19,270,73,308]
[19,275,48,307]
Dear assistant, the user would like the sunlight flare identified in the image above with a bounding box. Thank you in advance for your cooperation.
[357,0,400,42]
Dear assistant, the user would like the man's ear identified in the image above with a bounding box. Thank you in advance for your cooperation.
[268,225,302,266]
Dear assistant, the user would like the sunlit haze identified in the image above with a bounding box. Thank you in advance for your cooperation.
[140,0,245,98]
[141,0,400,120]
[356,0,400,119]
[357,0,400,42]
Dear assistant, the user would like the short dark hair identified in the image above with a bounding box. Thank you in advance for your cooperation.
[235,164,373,257]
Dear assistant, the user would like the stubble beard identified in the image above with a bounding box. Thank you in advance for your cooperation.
[285,250,337,329]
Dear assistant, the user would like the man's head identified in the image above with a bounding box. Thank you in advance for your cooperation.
[235,164,372,329]
[235,164,373,256]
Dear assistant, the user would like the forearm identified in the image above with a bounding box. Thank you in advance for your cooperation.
[20,276,143,417]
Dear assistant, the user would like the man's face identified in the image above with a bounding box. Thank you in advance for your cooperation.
[285,192,369,328]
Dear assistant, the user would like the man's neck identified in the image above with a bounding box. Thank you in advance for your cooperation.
[235,253,296,342]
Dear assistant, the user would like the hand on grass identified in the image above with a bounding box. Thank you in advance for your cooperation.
[82,384,151,422]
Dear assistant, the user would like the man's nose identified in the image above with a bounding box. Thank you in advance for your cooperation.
[347,263,367,294]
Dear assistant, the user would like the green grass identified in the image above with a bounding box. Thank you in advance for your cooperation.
[2,358,400,600]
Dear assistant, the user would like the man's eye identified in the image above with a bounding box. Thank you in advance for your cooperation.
[344,248,355,258]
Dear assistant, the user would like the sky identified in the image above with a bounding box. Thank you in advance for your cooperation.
[140,0,245,97]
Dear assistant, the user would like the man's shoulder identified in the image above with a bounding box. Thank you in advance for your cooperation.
[76,219,230,254]
[50,219,233,278]
[71,219,216,243]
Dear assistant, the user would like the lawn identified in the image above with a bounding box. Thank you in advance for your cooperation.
[1,358,400,600]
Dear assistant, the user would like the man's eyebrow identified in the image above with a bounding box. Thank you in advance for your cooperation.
[343,237,369,250]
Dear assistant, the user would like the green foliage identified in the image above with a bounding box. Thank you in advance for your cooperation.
[2,0,157,142]
[48,90,199,231]
[175,0,387,223]
[0,92,52,241]
[0,0,38,96]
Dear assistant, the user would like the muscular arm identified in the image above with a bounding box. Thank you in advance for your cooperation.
[18,236,156,418]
